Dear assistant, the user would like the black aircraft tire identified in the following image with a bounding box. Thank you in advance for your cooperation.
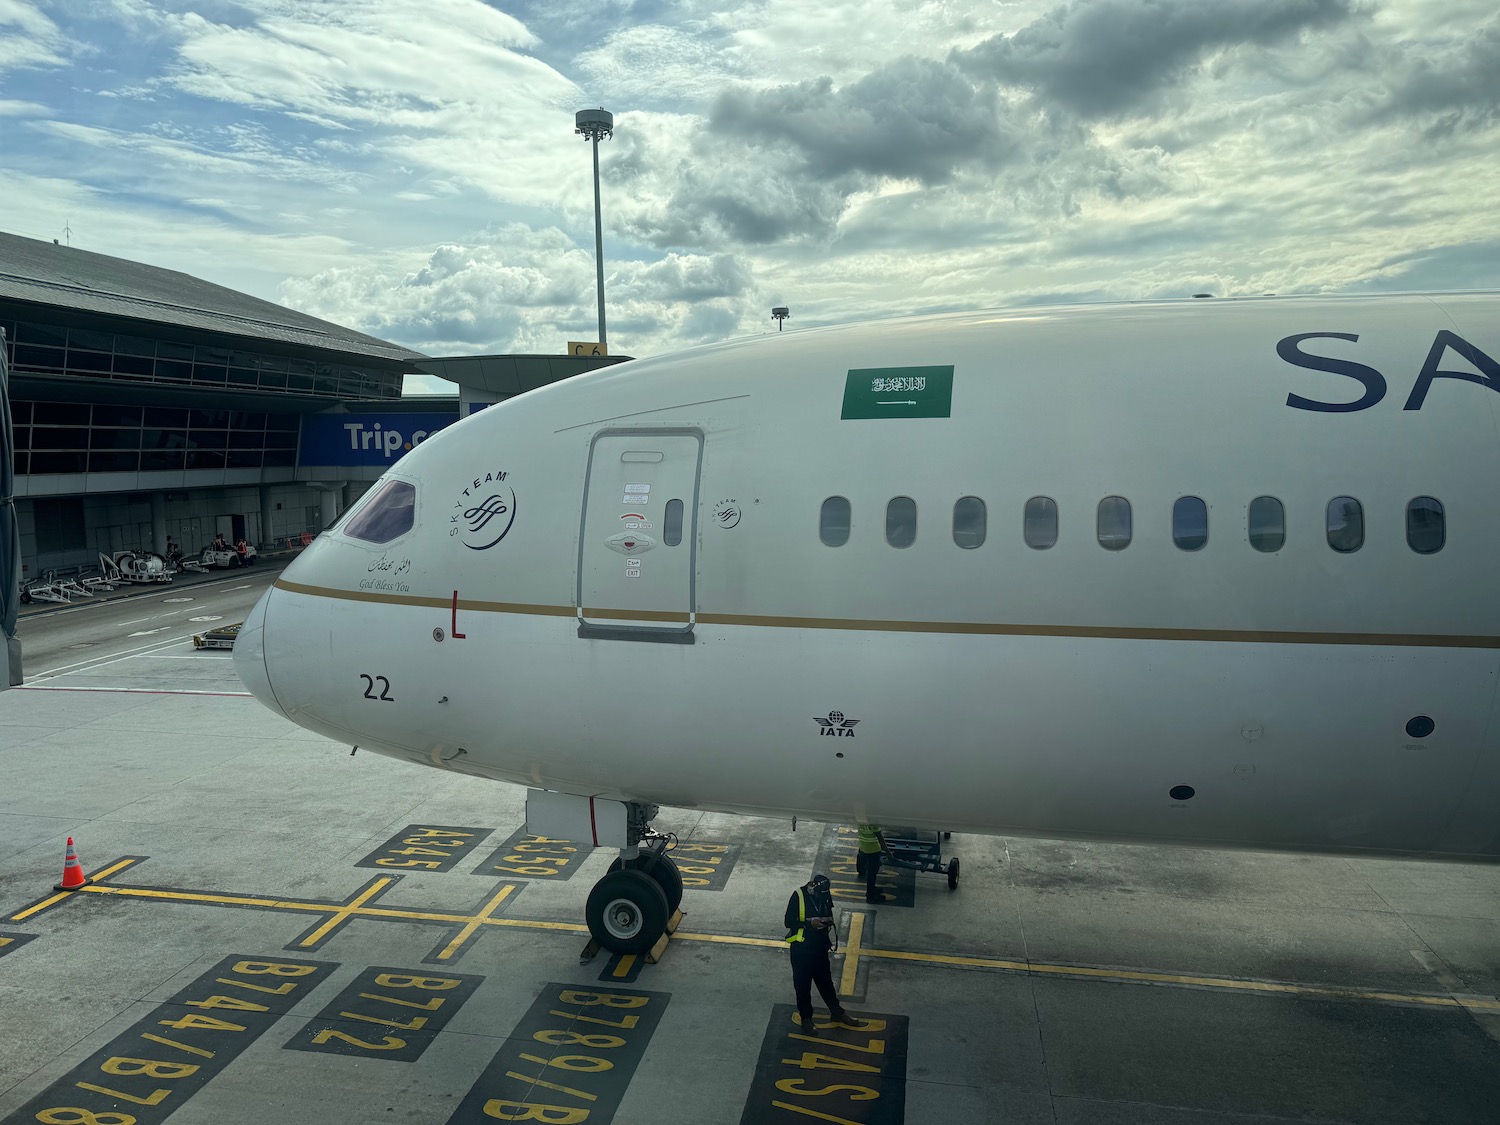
[586,869,670,955]
[608,852,684,914]
[20,589,31,604]
[947,856,961,890]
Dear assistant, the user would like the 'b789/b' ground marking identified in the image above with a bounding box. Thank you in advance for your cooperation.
[447,983,669,1125]
[4,955,336,1125]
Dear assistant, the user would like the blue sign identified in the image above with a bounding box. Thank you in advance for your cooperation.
[300,412,458,467]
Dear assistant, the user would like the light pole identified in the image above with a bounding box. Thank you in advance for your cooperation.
[771,306,790,332]
[575,108,613,348]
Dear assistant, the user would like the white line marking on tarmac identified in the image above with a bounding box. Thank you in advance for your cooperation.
[30,635,197,679]
[20,686,253,696]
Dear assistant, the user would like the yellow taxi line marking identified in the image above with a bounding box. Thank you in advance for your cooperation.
[295,878,394,947]
[8,892,73,922]
[861,947,1500,1009]
[838,912,865,997]
[433,884,516,961]
[26,861,1494,1012]
[670,931,785,949]
[612,954,636,978]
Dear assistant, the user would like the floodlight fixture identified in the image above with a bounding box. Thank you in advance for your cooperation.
[772,306,790,331]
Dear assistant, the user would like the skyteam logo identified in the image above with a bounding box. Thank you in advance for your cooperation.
[452,469,517,550]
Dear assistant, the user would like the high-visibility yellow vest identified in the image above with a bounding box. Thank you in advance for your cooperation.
[857,826,882,854]
[785,887,808,943]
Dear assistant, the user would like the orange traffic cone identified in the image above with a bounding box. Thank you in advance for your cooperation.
[55,837,89,891]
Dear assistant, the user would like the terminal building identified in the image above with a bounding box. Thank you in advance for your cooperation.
[1,232,623,581]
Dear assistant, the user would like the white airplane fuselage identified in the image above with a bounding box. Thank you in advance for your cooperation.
[235,294,1500,861]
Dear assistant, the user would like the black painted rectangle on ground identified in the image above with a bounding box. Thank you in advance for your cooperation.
[284,965,483,1062]
[356,824,494,872]
[0,931,37,958]
[6,954,336,1125]
[740,1004,908,1125]
[447,982,670,1125]
[671,841,743,891]
[472,828,591,881]
[817,825,915,908]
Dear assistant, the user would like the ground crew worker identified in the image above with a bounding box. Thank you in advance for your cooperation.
[784,873,850,1033]
[856,825,884,903]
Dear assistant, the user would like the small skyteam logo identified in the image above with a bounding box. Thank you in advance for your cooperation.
[814,711,860,737]
[452,469,517,550]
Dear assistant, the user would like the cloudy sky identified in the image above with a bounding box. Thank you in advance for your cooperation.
[2,0,1496,393]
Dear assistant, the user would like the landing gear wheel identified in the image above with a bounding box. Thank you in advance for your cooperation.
[586,869,670,955]
[607,852,683,914]
[947,856,961,890]
[19,589,30,604]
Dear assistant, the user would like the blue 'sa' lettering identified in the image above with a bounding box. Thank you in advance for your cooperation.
[1282,330,1499,413]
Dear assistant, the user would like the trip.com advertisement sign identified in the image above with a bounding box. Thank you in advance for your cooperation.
[300,412,459,467]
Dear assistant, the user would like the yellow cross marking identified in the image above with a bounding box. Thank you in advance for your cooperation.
[296,877,395,947]
[433,883,516,961]
[838,911,865,997]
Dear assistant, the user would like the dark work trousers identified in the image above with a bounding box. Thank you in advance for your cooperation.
[789,941,842,1023]
[856,850,881,901]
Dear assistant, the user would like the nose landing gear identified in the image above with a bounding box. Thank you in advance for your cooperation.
[582,802,683,956]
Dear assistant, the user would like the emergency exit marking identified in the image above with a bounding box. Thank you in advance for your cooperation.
[447,982,669,1125]
[284,965,483,1062]
[6,954,336,1125]
[740,1004,909,1125]
[356,825,494,872]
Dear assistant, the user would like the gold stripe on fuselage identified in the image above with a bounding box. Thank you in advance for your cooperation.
[273,578,1500,648]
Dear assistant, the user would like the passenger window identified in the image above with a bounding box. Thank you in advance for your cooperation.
[952,496,986,549]
[1248,496,1284,553]
[1097,496,1131,551]
[886,497,917,548]
[820,496,850,547]
[1172,496,1207,551]
[663,499,684,546]
[1326,496,1363,553]
[342,479,415,544]
[1024,496,1057,549]
[1406,496,1444,554]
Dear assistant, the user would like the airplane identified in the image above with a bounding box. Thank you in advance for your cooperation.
[234,292,1500,955]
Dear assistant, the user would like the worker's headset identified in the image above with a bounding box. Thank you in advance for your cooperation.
[806,873,834,915]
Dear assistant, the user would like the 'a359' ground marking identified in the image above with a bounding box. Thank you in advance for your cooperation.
[446,983,669,1125]
[4,955,336,1125]
[473,829,591,881]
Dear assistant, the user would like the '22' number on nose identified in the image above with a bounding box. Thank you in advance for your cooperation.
[360,674,394,702]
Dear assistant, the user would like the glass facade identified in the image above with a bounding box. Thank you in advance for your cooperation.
[12,399,300,476]
[1,315,399,401]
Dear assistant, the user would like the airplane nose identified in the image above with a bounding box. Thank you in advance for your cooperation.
[234,587,285,718]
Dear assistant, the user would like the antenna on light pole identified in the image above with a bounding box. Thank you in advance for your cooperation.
[772,306,790,332]
[575,107,614,348]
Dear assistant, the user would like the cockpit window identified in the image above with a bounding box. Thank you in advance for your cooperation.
[342,480,415,544]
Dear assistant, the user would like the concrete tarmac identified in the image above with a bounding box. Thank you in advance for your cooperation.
[3,592,1500,1124]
